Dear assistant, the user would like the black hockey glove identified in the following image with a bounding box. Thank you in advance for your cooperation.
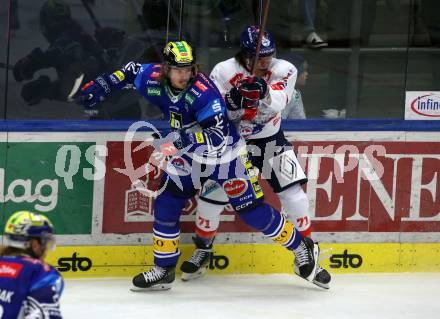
[13,48,46,82]
[21,75,51,105]
[225,87,258,110]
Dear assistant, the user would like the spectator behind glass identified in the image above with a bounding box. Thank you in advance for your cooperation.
[281,52,308,119]
[299,0,328,49]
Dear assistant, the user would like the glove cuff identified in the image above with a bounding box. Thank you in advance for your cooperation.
[225,91,241,111]
[95,75,113,95]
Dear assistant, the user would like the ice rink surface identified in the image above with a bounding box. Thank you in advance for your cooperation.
[61,273,440,319]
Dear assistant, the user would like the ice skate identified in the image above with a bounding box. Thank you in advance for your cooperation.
[131,266,175,291]
[312,266,331,289]
[180,237,212,281]
[293,237,319,282]
[293,238,331,289]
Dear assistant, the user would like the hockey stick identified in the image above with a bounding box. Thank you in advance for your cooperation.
[178,0,184,40]
[128,0,148,31]
[251,0,270,75]
[0,62,13,69]
[164,0,183,44]
[127,0,163,59]
[80,0,101,29]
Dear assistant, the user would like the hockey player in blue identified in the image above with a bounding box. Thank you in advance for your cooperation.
[0,211,63,318]
[78,40,320,291]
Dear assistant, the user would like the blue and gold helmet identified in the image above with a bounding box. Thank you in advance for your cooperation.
[4,211,54,249]
[163,41,195,67]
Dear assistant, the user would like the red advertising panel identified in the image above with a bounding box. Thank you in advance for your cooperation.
[102,141,253,234]
[103,140,440,234]
[297,141,440,232]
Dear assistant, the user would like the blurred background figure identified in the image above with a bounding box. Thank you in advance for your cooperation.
[0,211,63,318]
[3,0,440,120]
[326,0,377,47]
[280,52,309,119]
[12,0,104,106]
[11,0,21,29]
[11,0,150,120]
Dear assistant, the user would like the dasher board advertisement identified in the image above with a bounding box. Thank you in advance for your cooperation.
[405,91,440,120]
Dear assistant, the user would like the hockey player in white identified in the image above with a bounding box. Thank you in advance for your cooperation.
[180,26,331,289]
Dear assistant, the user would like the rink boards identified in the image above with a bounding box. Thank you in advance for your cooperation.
[1,121,440,276]
[45,243,440,278]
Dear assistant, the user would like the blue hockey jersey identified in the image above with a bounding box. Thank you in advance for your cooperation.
[0,255,63,318]
[115,62,244,162]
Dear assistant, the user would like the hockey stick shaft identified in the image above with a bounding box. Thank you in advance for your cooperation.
[128,0,148,31]
[178,0,184,40]
[0,62,13,69]
[251,0,270,75]
[80,0,101,29]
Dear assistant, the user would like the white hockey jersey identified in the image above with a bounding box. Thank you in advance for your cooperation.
[210,57,297,139]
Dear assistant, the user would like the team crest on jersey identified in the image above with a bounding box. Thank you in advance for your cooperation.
[170,157,190,174]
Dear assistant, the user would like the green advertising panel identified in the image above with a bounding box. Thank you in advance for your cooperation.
[1,142,95,234]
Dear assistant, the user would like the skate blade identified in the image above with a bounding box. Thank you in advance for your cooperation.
[312,279,330,290]
[130,283,173,292]
[181,267,207,282]
[294,271,330,290]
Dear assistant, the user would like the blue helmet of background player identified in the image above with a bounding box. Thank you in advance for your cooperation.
[240,25,276,57]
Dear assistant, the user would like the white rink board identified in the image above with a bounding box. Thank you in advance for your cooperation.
[61,273,440,319]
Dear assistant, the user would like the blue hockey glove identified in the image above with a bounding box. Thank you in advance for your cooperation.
[77,74,114,108]
[170,130,193,150]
